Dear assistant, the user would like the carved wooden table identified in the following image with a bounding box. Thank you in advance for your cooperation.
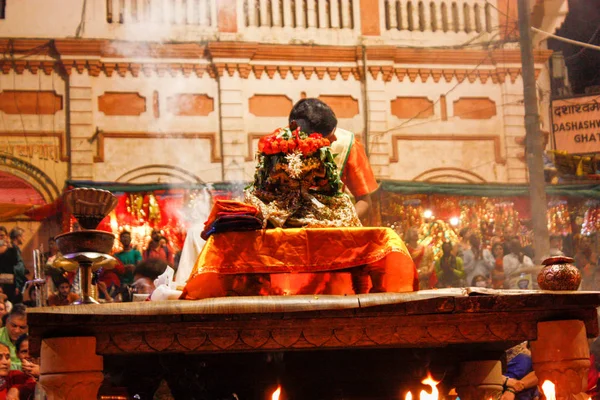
[28,289,600,399]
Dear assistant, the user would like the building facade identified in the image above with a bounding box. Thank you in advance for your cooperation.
[0,0,568,201]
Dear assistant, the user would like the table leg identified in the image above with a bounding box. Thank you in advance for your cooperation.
[531,320,591,400]
[39,337,104,400]
[454,360,504,399]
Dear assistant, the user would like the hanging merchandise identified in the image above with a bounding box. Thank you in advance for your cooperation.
[547,199,572,236]
[398,199,423,235]
[493,201,520,237]
[582,200,600,236]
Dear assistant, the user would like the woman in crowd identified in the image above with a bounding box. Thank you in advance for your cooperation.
[15,335,38,380]
[492,243,506,289]
[0,340,35,399]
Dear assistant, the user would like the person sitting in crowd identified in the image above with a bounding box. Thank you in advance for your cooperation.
[491,242,506,289]
[503,237,536,289]
[455,227,473,258]
[500,342,540,400]
[0,340,35,400]
[43,237,60,267]
[20,283,38,308]
[0,305,27,371]
[548,235,565,257]
[471,274,489,288]
[15,334,38,380]
[114,231,142,287]
[463,235,494,286]
[404,227,435,289]
[47,278,79,307]
[435,242,465,288]
[0,227,24,305]
[144,229,172,264]
[133,259,168,297]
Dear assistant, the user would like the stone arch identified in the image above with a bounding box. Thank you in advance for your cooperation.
[115,164,204,184]
[412,167,486,183]
[0,155,60,203]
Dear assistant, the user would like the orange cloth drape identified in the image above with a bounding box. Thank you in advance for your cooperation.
[182,227,417,299]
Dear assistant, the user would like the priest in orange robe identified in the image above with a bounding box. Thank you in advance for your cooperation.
[288,98,379,220]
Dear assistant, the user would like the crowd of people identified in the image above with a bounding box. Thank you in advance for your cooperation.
[407,226,598,291]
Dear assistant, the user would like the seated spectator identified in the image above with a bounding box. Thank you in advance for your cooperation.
[0,340,35,399]
[501,342,540,400]
[20,282,38,308]
[471,274,489,288]
[133,259,168,296]
[491,242,506,289]
[435,242,465,288]
[0,302,6,328]
[47,278,79,307]
[15,334,38,380]
[463,235,494,285]
[503,237,536,289]
[0,305,27,371]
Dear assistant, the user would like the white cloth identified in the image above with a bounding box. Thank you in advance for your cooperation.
[503,253,535,289]
[463,248,495,286]
[174,187,212,288]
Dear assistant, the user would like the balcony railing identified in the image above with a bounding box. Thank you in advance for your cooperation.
[243,0,355,29]
[106,0,216,27]
[382,0,498,46]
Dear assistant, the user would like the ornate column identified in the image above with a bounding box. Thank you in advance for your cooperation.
[39,337,104,400]
[530,320,590,400]
[454,360,504,400]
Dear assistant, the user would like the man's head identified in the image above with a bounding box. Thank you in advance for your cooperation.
[133,259,168,294]
[9,228,24,247]
[5,304,27,343]
[509,237,522,255]
[0,227,7,246]
[57,279,71,298]
[0,342,11,376]
[442,242,453,255]
[151,229,161,243]
[289,98,338,139]
[15,334,28,362]
[120,231,132,248]
[469,234,481,250]
[550,235,562,250]
[405,227,419,243]
[459,228,472,241]
[48,237,58,254]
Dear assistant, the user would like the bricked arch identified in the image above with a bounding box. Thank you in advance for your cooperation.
[412,167,486,183]
[0,155,60,203]
[116,165,204,184]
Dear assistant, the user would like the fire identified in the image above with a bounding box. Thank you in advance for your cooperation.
[405,374,440,400]
[271,386,281,400]
[541,380,556,400]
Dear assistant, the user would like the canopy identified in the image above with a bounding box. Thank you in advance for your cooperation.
[67,179,600,199]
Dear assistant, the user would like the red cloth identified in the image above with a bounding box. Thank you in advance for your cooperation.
[0,370,36,399]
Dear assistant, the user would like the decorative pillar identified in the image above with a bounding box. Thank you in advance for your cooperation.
[39,337,103,400]
[530,320,590,400]
[454,360,504,400]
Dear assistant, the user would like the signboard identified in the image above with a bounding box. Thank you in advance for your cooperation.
[552,94,600,154]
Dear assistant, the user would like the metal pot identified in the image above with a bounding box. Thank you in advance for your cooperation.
[54,230,115,256]
[537,256,581,291]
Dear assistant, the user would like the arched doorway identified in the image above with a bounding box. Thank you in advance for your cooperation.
[0,171,46,206]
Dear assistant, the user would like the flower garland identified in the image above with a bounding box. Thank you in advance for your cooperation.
[258,127,330,156]
[252,126,342,195]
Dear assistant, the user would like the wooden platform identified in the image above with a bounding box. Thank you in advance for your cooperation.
[27,289,600,357]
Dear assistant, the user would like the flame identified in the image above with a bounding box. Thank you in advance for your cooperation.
[541,380,556,400]
[419,374,439,400]
[271,386,281,400]
[406,374,440,400]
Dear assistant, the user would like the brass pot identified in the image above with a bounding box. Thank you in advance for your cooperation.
[54,230,115,255]
[537,256,581,291]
